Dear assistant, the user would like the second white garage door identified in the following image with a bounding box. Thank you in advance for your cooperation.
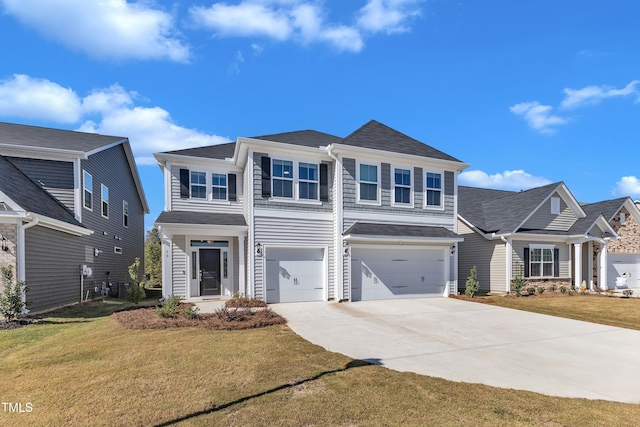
[351,247,447,301]
[607,253,640,289]
[265,247,325,303]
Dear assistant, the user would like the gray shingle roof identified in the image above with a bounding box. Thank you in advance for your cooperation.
[341,120,463,163]
[164,142,236,160]
[567,197,627,236]
[459,183,563,234]
[0,122,125,152]
[155,211,247,227]
[344,222,459,239]
[0,155,84,228]
[251,130,341,147]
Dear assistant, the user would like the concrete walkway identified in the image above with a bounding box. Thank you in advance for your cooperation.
[271,298,640,403]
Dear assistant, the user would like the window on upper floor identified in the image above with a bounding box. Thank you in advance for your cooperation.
[425,172,442,208]
[83,170,93,210]
[394,167,411,205]
[101,184,109,218]
[190,171,206,199]
[551,197,560,215]
[123,201,129,228]
[530,246,554,277]
[272,159,294,198]
[212,173,227,200]
[358,163,379,203]
[299,162,318,200]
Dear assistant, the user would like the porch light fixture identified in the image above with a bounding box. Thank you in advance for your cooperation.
[343,242,350,257]
[1,236,7,252]
[450,245,456,255]
[255,242,262,257]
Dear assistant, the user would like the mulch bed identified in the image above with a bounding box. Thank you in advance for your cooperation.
[112,305,286,330]
[0,318,36,330]
[451,291,619,302]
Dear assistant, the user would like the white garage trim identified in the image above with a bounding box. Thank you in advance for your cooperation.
[264,245,328,303]
[608,253,640,289]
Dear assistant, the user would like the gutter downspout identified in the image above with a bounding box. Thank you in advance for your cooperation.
[500,235,512,293]
[327,146,344,301]
[17,217,39,308]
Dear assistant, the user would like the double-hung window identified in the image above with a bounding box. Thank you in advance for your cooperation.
[530,246,554,277]
[359,163,378,202]
[190,171,206,199]
[299,163,318,200]
[272,159,294,198]
[101,184,109,218]
[83,170,93,210]
[425,172,442,207]
[394,168,411,205]
[212,173,227,200]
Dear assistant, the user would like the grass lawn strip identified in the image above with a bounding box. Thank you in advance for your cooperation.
[1,297,640,426]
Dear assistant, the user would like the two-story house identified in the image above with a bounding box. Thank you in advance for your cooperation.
[155,120,468,303]
[0,122,149,313]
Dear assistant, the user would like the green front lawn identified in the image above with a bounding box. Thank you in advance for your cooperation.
[2,299,640,426]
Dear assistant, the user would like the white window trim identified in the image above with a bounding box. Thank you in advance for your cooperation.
[211,173,229,202]
[424,169,445,210]
[269,156,321,203]
[551,197,560,215]
[190,171,207,200]
[356,160,381,206]
[529,244,555,278]
[114,246,123,254]
[298,162,320,201]
[101,184,109,219]
[271,158,295,200]
[391,165,413,208]
[123,200,129,228]
[83,170,93,211]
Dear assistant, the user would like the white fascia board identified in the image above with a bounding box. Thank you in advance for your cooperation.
[509,233,583,243]
[458,215,494,240]
[327,143,470,172]
[343,210,454,227]
[156,223,248,236]
[622,198,640,225]
[585,215,618,239]
[0,213,26,222]
[118,141,150,213]
[156,152,240,170]
[344,234,464,245]
[28,214,93,236]
[254,208,332,221]
[238,137,330,160]
[0,145,84,161]
[0,189,24,212]
[84,138,128,156]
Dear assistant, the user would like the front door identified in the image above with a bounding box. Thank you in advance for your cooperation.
[200,249,221,296]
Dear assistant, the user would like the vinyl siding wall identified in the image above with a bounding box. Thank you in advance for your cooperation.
[253,215,334,300]
[6,157,75,211]
[170,164,244,214]
[521,194,577,231]
[171,236,187,297]
[457,220,506,293]
[512,240,570,278]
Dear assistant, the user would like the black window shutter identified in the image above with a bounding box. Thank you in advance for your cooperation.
[320,163,329,201]
[228,174,237,201]
[523,247,530,277]
[179,169,189,198]
[553,248,560,277]
[261,156,271,198]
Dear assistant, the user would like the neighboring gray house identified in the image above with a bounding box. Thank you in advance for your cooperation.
[155,120,469,303]
[457,183,640,293]
[0,122,149,313]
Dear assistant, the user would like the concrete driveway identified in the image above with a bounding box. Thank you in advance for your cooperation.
[271,298,640,404]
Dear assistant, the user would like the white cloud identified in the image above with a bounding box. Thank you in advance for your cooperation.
[0,74,227,165]
[560,80,640,109]
[613,176,640,198]
[0,74,82,123]
[459,169,552,191]
[0,0,190,62]
[189,0,420,52]
[509,101,567,134]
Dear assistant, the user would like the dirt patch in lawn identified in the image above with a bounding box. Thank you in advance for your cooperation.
[112,305,286,330]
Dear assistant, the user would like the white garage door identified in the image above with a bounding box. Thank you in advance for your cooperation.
[265,247,325,303]
[608,254,640,288]
[351,247,447,301]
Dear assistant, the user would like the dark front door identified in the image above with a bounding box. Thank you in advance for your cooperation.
[200,249,221,296]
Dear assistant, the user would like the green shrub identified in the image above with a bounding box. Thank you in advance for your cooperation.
[549,284,557,292]
[465,266,480,297]
[180,305,200,319]
[511,264,527,297]
[156,295,182,318]
[125,257,146,305]
[559,286,567,294]
[537,287,545,295]
[526,287,536,296]
[0,265,28,321]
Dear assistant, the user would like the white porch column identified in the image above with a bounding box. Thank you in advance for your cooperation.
[238,235,246,296]
[599,243,609,290]
[574,243,582,290]
[587,241,594,290]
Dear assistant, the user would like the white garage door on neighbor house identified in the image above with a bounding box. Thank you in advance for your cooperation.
[265,247,326,303]
[351,247,447,301]
[608,253,640,288]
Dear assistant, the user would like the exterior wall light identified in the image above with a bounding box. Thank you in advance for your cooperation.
[1,236,7,251]
[450,245,456,255]
[255,242,262,257]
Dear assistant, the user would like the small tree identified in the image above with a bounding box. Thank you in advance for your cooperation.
[511,263,527,297]
[0,265,28,321]
[144,226,162,288]
[465,265,480,297]
[126,257,146,305]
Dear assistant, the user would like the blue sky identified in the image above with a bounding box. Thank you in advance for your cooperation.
[1,0,639,230]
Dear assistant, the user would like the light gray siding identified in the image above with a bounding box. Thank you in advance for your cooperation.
[512,240,570,278]
[7,157,75,211]
[170,165,244,214]
[521,194,577,231]
[457,220,506,293]
[253,215,334,300]
[24,225,84,313]
[171,236,187,297]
